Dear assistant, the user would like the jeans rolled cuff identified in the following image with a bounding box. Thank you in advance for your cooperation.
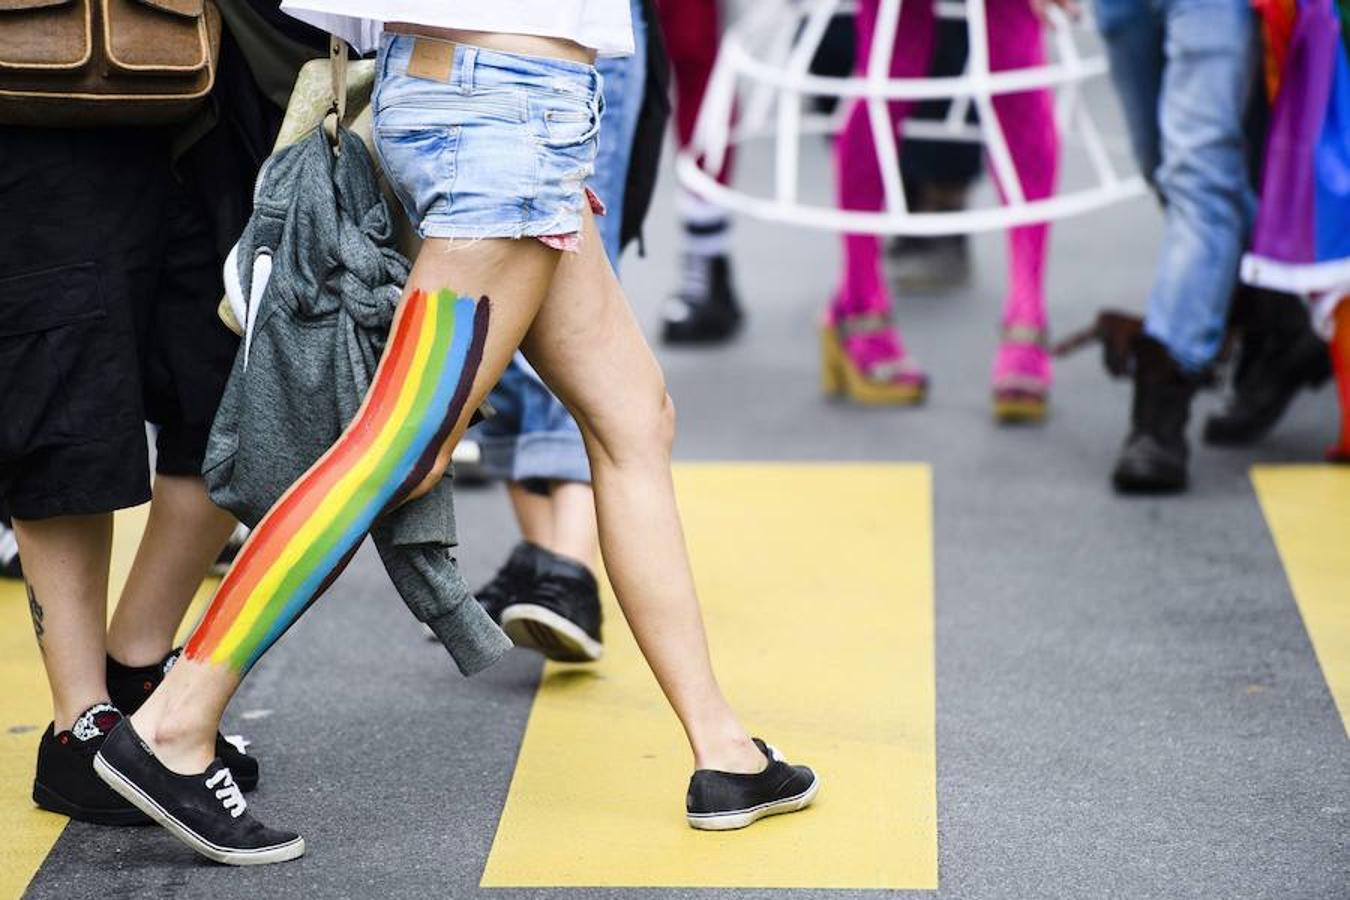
[512,433,592,485]
[1142,320,1220,375]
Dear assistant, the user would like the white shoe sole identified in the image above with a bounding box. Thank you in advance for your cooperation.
[500,603,603,663]
[93,753,305,866]
[686,775,820,831]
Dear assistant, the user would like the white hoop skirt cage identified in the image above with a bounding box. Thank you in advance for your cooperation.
[676,0,1146,236]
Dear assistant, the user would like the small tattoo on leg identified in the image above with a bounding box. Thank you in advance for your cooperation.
[26,582,44,652]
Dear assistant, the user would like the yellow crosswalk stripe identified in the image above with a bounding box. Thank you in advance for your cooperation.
[481,463,938,890]
[1252,465,1350,738]
[0,507,215,897]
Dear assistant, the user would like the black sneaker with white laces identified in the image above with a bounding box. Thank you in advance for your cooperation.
[94,719,303,866]
[499,549,602,663]
[685,738,819,831]
[33,703,149,825]
[476,541,545,623]
[106,650,260,793]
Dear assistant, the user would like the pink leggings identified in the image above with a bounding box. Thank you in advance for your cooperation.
[834,0,1059,332]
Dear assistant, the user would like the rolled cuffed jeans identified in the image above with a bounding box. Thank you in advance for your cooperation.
[1094,0,1258,372]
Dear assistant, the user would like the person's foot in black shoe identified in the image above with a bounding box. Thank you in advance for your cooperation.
[686,738,819,831]
[476,541,545,624]
[94,719,303,866]
[1112,335,1201,494]
[106,650,260,793]
[33,703,149,825]
[662,254,744,345]
[499,548,602,663]
[1204,330,1331,445]
[0,514,21,579]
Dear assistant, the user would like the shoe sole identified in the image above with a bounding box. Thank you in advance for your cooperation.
[993,395,1048,424]
[93,753,304,866]
[500,604,603,663]
[32,781,151,826]
[1112,473,1188,494]
[686,775,821,831]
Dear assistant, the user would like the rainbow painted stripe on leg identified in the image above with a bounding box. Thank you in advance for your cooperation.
[186,289,488,672]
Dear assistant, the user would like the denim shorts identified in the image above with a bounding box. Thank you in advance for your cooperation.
[373,34,604,244]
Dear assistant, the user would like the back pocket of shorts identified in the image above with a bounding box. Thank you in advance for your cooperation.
[0,262,127,456]
[373,124,461,230]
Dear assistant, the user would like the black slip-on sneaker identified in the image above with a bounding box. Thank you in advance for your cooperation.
[33,703,150,826]
[93,720,303,866]
[686,738,819,831]
[106,650,260,793]
[499,549,602,663]
[476,541,545,623]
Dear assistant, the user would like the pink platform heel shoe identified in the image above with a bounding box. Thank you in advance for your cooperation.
[992,325,1052,423]
[821,312,928,406]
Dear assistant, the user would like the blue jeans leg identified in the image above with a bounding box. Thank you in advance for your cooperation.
[1152,1,1258,371]
[1096,0,1257,372]
[592,0,648,268]
[1094,0,1164,185]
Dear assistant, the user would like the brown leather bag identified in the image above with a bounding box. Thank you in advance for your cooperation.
[0,0,221,126]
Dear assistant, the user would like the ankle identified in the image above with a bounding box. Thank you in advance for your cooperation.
[106,644,173,670]
[53,695,113,733]
[692,731,766,774]
[130,692,216,753]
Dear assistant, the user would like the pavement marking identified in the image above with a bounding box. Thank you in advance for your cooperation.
[481,463,937,890]
[0,506,215,897]
[1252,465,1350,738]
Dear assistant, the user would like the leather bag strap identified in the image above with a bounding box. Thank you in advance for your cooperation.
[322,33,347,154]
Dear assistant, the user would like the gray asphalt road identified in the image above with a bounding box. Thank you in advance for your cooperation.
[26,116,1349,899]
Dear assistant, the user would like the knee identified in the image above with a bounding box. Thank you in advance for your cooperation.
[586,389,676,469]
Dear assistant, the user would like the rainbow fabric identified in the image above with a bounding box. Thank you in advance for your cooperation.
[1243,0,1350,296]
[186,289,489,672]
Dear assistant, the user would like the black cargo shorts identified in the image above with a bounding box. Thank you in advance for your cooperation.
[0,127,239,520]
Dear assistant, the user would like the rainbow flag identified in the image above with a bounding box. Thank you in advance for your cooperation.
[1243,0,1350,298]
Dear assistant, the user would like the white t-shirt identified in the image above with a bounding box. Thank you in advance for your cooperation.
[281,0,635,57]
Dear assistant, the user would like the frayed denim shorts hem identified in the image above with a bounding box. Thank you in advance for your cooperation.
[373,33,604,251]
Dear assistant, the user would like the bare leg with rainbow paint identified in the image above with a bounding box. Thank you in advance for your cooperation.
[127,236,564,774]
[128,216,765,791]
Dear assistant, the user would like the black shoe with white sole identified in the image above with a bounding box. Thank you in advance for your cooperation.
[499,549,602,663]
[476,541,545,623]
[686,738,819,831]
[106,650,260,793]
[33,704,149,826]
[94,720,303,866]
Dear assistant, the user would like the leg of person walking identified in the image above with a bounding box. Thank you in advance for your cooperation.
[987,0,1061,422]
[105,476,238,669]
[1096,0,1257,491]
[474,4,647,661]
[826,0,936,405]
[102,31,815,864]
[1,127,244,825]
[657,0,745,343]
